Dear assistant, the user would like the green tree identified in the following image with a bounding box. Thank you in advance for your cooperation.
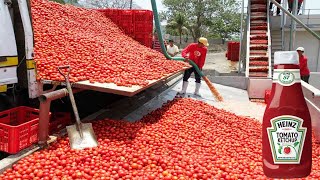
[166,13,189,46]
[50,0,79,5]
[208,0,241,43]
[65,0,79,4]
[163,0,219,42]
[50,0,65,4]
[163,0,240,43]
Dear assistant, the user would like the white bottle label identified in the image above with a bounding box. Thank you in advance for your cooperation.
[273,69,301,86]
[267,115,307,164]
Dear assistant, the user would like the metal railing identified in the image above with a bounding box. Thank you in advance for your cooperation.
[270,2,285,16]
[270,0,320,40]
[293,9,320,28]
[269,2,320,16]
[270,4,320,28]
[245,2,251,77]
[238,0,245,73]
[266,3,272,78]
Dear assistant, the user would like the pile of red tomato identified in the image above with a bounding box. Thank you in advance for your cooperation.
[31,0,187,87]
[1,98,320,179]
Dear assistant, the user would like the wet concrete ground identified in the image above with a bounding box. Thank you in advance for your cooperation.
[124,78,266,123]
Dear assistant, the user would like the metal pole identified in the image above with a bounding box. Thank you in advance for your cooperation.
[270,0,320,40]
[302,0,306,15]
[38,88,82,146]
[238,0,244,73]
[289,0,297,50]
[130,0,133,9]
[280,0,286,50]
[38,89,68,145]
[317,42,320,72]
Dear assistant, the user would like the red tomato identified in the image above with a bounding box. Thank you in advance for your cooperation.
[2,97,320,178]
[31,0,188,87]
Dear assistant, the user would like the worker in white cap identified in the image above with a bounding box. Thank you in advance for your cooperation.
[296,47,310,83]
[179,37,209,96]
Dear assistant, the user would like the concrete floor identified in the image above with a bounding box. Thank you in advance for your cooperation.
[124,78,266,123]
[203,52,239,73]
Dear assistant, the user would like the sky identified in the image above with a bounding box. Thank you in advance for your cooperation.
[134,0,166,11]
[134,0,320,13]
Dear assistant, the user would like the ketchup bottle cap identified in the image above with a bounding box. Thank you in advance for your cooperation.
[274,51,299,65]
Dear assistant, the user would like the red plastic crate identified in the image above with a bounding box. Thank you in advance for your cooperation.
[105,8,120,16]
[119,10,133,22]
[0,107,50,154]
[49,112,71,134]
[143,38,153,48]
[96,9,106,13]
[105,9,120,24]
[118,21,134,37]
[134,23,153,34]
[230,51,238,61]
[133,10,153,22]
[135,33,152,48]
[227,42,234,60]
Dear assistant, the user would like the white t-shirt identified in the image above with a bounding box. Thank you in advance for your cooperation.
[167,45,179,56]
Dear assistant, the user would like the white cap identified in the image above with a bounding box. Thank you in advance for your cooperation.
[296,47,305,52]
[274,51,299,65]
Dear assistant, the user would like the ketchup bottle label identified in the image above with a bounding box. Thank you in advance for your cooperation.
[267,115,307,164]
[273,69,301,86]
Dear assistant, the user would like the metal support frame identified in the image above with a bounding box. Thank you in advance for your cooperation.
[302,0,306,15]
[238,0,245,73]
[317,45,320,72]
[266,3,272,78]
[289,0,298,50]
[280,0,286,50]
[38,88,82,146]
[245,2,251,78]
[270,0,320,40]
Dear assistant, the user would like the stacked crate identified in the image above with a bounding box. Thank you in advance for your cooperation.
[132,10,153,48]
[118,10,135,37]
[226,41,240,61]
[104,8,120,24]
[97,9,154,48]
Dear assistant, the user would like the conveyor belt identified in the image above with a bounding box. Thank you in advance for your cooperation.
[247,0,272,78]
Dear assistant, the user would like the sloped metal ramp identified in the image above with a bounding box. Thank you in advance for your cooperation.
[41,66,190,97]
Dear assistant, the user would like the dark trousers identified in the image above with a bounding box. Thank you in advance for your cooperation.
[301,75,310,83]
[288,2,302,13]
[183,67,201,83]
[270,0,281,15]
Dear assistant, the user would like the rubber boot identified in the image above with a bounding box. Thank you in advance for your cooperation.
[179,81,188,95]
[194,83,201,96]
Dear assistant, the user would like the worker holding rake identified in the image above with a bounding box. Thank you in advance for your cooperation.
[179,37,209,96]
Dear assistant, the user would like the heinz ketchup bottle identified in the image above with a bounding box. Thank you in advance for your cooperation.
[262,51,312,178]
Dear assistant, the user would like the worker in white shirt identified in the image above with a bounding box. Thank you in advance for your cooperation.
[166,39,179,57]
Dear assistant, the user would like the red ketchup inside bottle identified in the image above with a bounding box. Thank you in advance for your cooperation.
[262,51,312,178]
